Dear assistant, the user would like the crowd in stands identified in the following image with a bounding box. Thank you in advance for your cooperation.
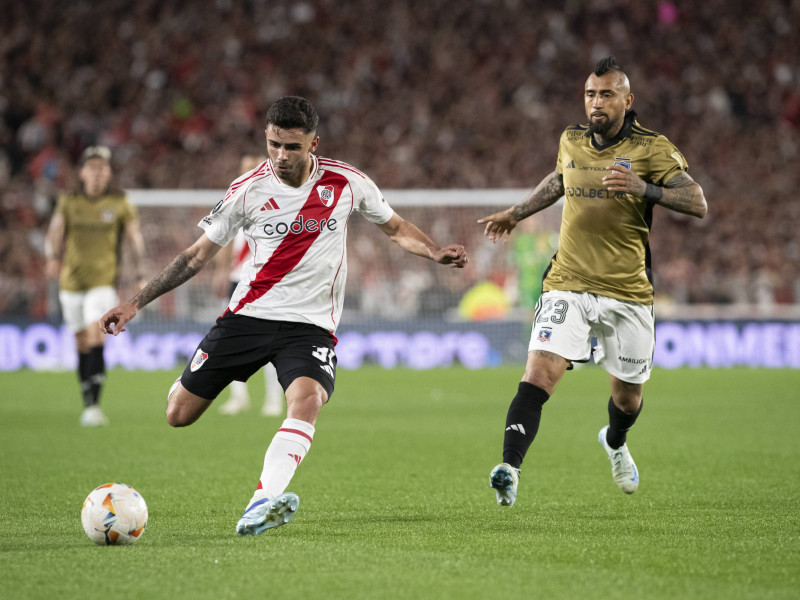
[2,0,799,318]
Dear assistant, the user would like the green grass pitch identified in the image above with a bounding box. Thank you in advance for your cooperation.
[1,366,798,599]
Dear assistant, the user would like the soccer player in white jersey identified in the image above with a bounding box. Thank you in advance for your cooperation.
[99,97,469,535]
[214,155,284,418]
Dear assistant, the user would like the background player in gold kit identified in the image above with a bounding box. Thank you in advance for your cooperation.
[45,146,146,426]
[479,57,707,506]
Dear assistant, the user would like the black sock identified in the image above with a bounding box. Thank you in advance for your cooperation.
[502,382,550,469]
[78,352,93,407]
[85,346,106,408]
[605,397,643,449]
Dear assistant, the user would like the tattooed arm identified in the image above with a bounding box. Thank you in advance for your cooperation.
[657,172,708,218]
[602,167,707,219]
[478,171,565,243]
[99,234,223,335]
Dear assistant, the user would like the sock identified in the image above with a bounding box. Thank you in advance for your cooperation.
[503,382,550,469]
[229,380,249,401]
[77,352,93,407]
[605,397,643,449]
[249,418,315,507]
[86,346,106,407]
[264,363,282,405]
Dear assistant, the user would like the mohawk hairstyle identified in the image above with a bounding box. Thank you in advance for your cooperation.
[266,96,319,134]
[595,56,624,77]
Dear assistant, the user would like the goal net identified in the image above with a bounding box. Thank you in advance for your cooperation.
[114,189,561,371]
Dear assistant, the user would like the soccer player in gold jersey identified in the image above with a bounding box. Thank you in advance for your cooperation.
[45,146,146,426]
[479,57,707,506]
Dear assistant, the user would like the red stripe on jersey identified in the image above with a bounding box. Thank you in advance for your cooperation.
[318,158,367,179]
[232,171,349,313]
[278,428,314,444]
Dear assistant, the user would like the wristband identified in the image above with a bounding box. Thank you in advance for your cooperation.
[644,183,663,204]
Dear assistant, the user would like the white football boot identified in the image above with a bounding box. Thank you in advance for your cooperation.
[236,492,299,536]
[80,406,109,427]
[598,426,639,494]
[490,463,520,507]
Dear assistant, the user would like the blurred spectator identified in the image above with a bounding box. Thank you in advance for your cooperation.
[2,0,799,316]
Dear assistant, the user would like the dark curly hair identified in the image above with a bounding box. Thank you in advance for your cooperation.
[265,96,319,134]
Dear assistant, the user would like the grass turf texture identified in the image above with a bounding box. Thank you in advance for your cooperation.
[1,366,798,599]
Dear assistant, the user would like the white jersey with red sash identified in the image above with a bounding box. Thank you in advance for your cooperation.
[199,155,393,333]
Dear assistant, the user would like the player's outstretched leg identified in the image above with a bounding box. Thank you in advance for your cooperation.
[236,492,300,536]
[598,425,639,494]
[490,463,520,507]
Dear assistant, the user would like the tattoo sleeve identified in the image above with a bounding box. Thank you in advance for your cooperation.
[658,171,707,217]
[511,171,565,222]
[132,251,201,309]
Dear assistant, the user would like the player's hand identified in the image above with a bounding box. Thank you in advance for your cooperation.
[99,302,138,335]
[433,244,469,268]
[478,208,518,244]
[602,165,647,197]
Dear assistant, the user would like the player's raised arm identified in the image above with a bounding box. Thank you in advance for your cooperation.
[99,233,223,335]
[478,170,565,243]
[377,213,468,268]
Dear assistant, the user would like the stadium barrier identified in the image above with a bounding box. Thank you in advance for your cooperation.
[2,318,799,371]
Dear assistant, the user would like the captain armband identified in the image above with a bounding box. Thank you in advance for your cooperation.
[644,183,663,205]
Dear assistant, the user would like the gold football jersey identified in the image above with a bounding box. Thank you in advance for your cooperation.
[544,115,688,304]
[56,191,138,292]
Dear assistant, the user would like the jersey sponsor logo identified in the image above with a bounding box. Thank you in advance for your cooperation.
[630,135,653,148]
[232,171,348,313]
[260,198,280,211]
[317,185,335,207]
[613,157,632,169]
[565,160,576,169]
[102,210,115,222]
[190,348,209,372]
[566,130,584,141]
[564,187,625,199]
[211,199,224,214]
[262,214,338,238]
[537,329,552,342]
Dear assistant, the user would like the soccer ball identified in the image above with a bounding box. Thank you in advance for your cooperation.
[81,483,148,545]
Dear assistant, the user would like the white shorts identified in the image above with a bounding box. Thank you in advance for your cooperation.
[59,286,119,333]
[528,290,655,384]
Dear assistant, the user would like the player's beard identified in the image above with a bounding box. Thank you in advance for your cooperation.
[588,114,620,138]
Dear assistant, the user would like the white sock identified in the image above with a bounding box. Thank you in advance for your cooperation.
[249,418,314,506]
[230,380,249,401]
[264,363,282,406]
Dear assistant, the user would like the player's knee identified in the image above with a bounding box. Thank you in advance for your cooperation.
[165,382,201,427]
[286,390,326,422]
